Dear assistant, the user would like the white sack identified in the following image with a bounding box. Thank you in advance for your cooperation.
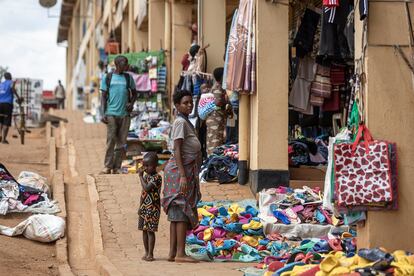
[0,214,65,242]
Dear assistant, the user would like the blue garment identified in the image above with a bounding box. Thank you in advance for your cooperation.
[0,80,14,104]
[100,73,136,117]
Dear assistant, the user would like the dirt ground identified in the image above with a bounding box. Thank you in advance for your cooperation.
[0,127,58,276]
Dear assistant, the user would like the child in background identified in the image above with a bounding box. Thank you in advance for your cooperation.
[138,152,162,262]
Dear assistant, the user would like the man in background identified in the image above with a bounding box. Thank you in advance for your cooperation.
[54,80,66,109]
[0,72,21,144]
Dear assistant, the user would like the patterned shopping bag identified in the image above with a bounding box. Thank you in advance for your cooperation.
[334,125,394,207]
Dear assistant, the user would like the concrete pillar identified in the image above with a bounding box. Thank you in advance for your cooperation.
[249,0,289,193]
[355,3,414,252]
[165,1,173,111]
[171,1,192,95]
[238,94,250,185]
[201,0,226,72]
[133,29,149,52]
[149,0,166,50]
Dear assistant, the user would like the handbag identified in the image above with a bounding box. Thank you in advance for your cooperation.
[310,65,332,98]
[334,125,394,207]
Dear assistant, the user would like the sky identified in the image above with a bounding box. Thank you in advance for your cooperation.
[0,0,66,90]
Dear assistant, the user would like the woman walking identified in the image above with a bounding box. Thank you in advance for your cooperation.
[162,89,201,263]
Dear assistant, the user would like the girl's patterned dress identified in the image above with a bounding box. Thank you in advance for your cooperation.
[138,173,162,232]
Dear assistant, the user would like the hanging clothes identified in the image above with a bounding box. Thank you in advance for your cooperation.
[359,0,368,20]
[318,0,351,64]
[135,0,147,29]
[289,56,317,112]
[157,66,167,93]
[293,8,321,58]
[226,0,256,94]
[223,9,238,90]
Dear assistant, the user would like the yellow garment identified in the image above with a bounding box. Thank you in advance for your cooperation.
[280,265,317,276]
[263,272,273,276]
[242,220,262,230]
[408,255,414,264]
[241,236,259,247]
[320,255,339,273]
[330,266,351,275]
[197,208,215,218]
[228,204,244,215]
[338,255,357,267]
[203,228,213,241]
[392,261,414,276]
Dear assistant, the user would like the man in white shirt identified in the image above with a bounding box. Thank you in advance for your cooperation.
[54,80,66,109]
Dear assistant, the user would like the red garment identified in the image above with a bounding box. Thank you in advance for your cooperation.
[181,53,190,71]
[323,0,339,7]
[322,86,340,112]
[330,64,346,85]
[104,42,120,55]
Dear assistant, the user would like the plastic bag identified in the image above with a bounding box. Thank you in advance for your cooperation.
[0,214,65,242]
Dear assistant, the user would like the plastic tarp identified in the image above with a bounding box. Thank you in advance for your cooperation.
[262,223,348,240]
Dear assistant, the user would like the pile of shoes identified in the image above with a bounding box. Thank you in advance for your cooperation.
[186,202,355,263]
[259,186,343,226]
[260,247,414,276]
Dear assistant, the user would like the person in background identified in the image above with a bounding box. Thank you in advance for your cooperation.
[0,72,21,144]
[100,55,137,174]
[54,80,66,109]
[206,67,229,155]
[225,90,239,144]
[138,152,162,262]
[162,89,201,263]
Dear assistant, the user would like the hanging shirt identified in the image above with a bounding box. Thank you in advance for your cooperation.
[359,0,368,20]
[100,73,136,117]
[0,80,14,104]
[323,0,339,7]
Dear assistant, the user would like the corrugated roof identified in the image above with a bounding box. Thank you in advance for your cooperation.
[57,0,76,43]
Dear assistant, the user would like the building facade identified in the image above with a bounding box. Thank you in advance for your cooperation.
[58,0,414,251]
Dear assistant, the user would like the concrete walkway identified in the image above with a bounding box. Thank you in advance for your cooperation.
[56,110,255,275]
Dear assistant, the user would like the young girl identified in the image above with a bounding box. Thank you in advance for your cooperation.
[162,89,202,263]
[138,152,162,262]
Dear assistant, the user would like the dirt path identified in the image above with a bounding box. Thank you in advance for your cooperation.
[0,128,58,276]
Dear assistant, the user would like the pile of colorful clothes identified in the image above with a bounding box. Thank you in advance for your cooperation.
[186,201,355,264]
[200,144,239,184]
[289,139,328,166]
[0,164,60,215]
[256,248,413,276]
